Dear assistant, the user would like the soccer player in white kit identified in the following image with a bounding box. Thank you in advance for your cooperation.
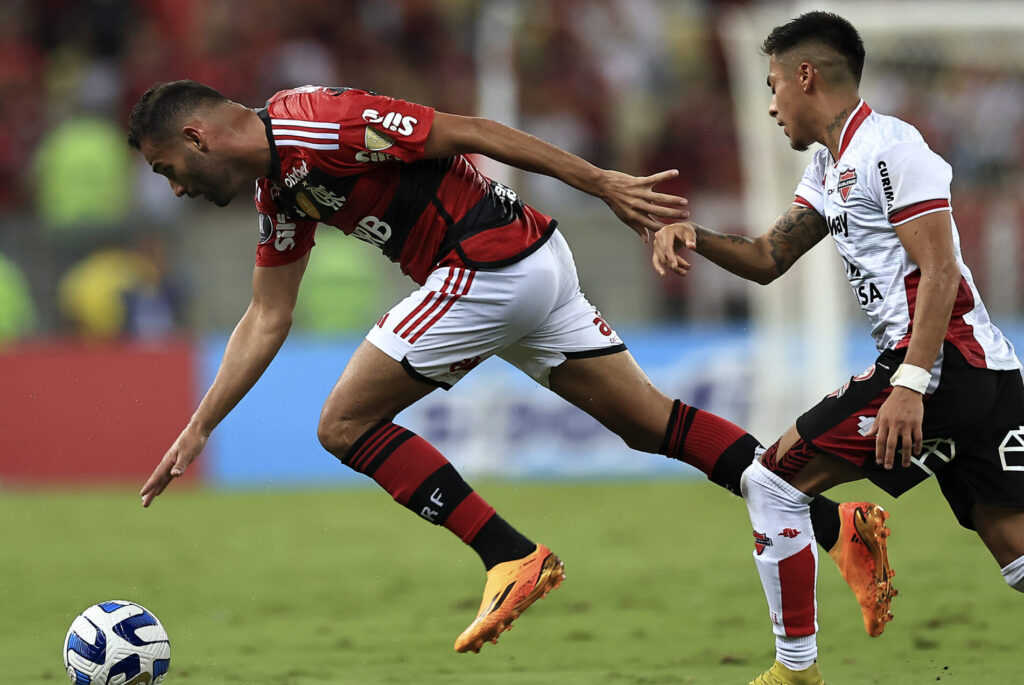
[653,11,1024,685]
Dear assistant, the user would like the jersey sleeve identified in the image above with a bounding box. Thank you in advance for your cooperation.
[793,152,826,214]
[309,89,435,174]
[253,180,317,266]
[871,142,952,226]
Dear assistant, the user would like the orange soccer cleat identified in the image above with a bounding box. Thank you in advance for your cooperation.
[828,502,897,637]
[453,543,565,653]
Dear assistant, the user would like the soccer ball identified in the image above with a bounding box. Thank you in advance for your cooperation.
[63,600,171,684]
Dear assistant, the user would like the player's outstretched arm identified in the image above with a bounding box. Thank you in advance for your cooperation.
[423,111,689,240]
[140,255,309,507]
[652,205,828,284]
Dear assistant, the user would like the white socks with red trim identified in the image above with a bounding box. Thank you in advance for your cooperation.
[741,461,819,671]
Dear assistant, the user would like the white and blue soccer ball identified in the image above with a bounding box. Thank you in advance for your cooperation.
[63,600,171,684]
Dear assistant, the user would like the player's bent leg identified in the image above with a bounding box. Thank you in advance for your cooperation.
[741,459,820,675]
[778,426,899,638]
[548,353,869,555]
[317,340,435,455]
[319,341,561,652]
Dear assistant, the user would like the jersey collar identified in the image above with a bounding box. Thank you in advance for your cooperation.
[256,108,281,180]
[834,99,872,165]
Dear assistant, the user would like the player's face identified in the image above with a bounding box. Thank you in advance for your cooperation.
[767,55,813,152]
[141,137,239,207]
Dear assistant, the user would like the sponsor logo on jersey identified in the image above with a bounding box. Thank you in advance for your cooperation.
[258,213,274,244]
[283,160,310,188]
[361,108,418,136]
[350,215,391,247]
[877,161,895,213]
[356,150,401,163]
[778,528,801,539]
[364,126,395,151]
[827,212,849,237]
[838,167,857,202]
[752,530,773,555]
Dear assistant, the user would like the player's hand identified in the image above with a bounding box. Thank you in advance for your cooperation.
[652,222,698,277]
[598,169,689,243]
[866,386,924,469]
[140,423,208,507]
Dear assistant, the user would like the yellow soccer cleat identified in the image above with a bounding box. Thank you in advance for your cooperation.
[750,661,826,685]
[828,502,897,637]
[453,543,565,653]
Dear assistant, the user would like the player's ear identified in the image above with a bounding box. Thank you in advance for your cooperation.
[182,125,207,152]
[798,62,815,91]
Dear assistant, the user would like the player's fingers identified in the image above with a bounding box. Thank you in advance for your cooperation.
[639,169,680,187]
[140,471,170,508]
[652,251,666,276]
[646,192,688,207]
[643,203,689,221]
[872,423,885,462]
[884,431,900,469]
[170,452,194,477]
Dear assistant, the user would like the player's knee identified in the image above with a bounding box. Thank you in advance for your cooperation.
[316,414,364,458]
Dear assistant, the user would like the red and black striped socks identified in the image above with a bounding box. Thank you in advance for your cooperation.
[341,421,534,569]
[659,399,762,495]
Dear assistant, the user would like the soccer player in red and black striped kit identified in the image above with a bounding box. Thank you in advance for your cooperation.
[130,81,892,654]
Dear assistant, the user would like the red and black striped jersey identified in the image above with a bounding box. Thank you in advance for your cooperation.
[253,86,556,284]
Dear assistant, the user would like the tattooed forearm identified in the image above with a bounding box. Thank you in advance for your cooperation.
[695,226,751,252]
[766,207,828,275]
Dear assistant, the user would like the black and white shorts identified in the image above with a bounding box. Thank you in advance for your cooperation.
[795,342,1024,529]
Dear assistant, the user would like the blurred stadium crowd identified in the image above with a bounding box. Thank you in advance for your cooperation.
[0,0,1021,343]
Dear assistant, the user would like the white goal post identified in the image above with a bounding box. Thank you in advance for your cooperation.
[719,1,1024,440]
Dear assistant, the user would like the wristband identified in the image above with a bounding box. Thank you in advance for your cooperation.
[889,363,931,394]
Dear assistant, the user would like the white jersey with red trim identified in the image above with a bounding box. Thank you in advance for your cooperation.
[793,100,1019,378]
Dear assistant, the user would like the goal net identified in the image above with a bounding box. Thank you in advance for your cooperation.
[719,1,1024,440]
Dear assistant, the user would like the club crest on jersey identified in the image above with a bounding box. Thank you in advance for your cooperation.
[838,168,857,202]
[752,530,773,555]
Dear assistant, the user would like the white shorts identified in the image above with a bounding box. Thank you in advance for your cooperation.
[366,230,625,388]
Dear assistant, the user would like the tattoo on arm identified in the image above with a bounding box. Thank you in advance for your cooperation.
[695,227,752,253]
[766,207,828,275]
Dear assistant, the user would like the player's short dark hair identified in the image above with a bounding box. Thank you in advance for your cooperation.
[762,11,865,85]
[127,80,230,149]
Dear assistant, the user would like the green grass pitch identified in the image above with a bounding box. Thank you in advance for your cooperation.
[2,479,1016,684]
